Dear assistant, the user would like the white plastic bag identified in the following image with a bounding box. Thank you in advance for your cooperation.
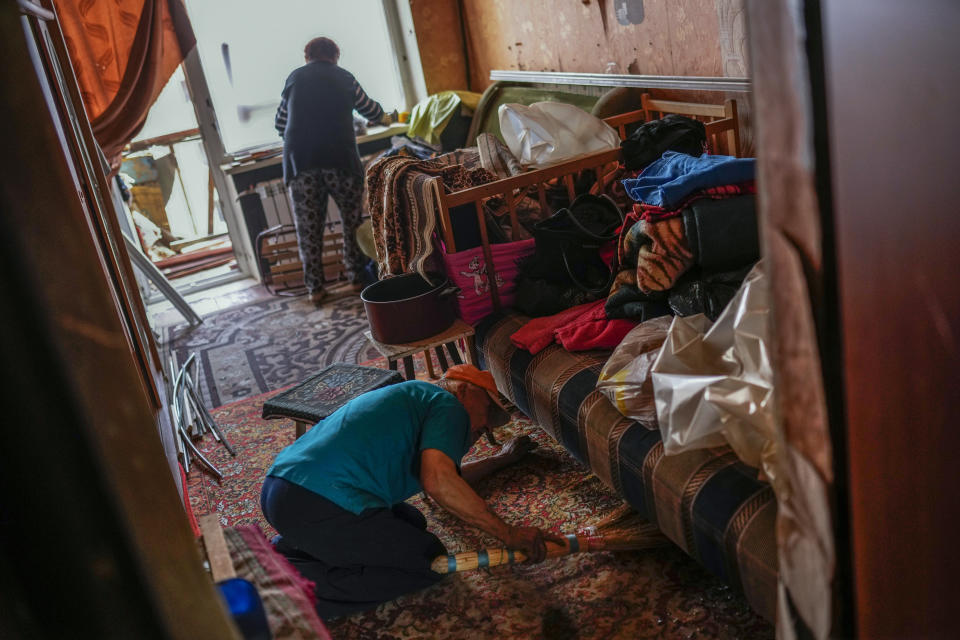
[498,102,620,168]
[596,315,674,424]
[651,262,781,486]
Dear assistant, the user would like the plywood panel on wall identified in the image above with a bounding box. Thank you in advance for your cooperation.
[407,0,754,155]
[459,0,731,89]
[408,0,469,94]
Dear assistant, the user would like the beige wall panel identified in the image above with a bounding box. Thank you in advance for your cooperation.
[460,0,728,89]
[409,0,469,93]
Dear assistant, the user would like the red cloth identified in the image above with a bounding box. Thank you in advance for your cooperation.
[634,182,757,223]
[554,300,636,352]
[510,300,637,355]
[511,302,592,354]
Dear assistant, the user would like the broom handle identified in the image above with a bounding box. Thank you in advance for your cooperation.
[431,534,588,574]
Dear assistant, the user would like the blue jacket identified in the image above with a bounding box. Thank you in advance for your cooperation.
[275,61,384,183]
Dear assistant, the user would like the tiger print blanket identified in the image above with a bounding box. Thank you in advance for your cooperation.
[365,151,493,280]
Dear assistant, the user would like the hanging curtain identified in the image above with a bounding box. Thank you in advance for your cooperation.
[55,0,196,157]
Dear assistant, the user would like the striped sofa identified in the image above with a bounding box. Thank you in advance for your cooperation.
[476,311,778,622]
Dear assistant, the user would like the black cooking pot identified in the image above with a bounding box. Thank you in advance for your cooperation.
[361,273,458,344]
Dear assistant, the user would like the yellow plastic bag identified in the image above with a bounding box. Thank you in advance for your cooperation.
[596,315,673,424]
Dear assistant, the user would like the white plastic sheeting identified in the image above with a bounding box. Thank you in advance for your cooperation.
[498,102,620,168]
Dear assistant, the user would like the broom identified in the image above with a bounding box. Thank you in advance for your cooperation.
[430,504,670,574]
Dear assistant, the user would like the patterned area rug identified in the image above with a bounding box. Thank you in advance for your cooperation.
[165,295,382,407]
[188,391,774,640]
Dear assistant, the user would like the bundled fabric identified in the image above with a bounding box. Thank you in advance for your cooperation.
[605,284,671,321]
[510,300,636,355]
[499,102,620,168]
[620,114,706,171]
[513,275,600,318]
[634,217,695,293]
[612,212,694,295]
[406,91,472,145]
[476,132,523,179]
[595,315,674,424]
[608,192,759,320]
[634,182,756,223]
[668,265,754,320]
[378,135,441,161]
[683,195,759,273]
[623,152,755,208]
[366,154,494,279]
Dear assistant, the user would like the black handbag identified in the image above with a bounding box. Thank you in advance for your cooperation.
[526,193,624,295]
[513,194,624,317]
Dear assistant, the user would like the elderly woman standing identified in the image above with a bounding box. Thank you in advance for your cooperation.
[276,37,386,305]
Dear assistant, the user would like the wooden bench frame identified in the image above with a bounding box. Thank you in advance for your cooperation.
[429,94,741,314]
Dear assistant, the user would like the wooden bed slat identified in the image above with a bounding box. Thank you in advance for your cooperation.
[199,514,236,582]
[505,191,520,237]
[443,148,621,208]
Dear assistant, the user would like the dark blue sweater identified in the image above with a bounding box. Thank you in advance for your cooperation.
[275,61,384,183]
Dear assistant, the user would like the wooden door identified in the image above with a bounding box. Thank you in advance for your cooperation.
[820,1,960,637]
[0,2,236,637]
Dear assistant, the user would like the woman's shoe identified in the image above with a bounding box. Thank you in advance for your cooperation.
[309,289,328,306]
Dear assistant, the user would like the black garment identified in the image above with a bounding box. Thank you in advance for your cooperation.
[668,264,754,321]
[260,476,445,619]
[276,61,384,183]
[604,285,672,321]
[620,114,706,171]
[682,194,759,273]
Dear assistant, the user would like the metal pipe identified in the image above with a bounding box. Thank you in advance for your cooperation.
[488,70,752,93]
[185,361,236,456]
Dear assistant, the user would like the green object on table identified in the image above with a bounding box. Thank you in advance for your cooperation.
[356,219,376,260]
[406,91,464,144]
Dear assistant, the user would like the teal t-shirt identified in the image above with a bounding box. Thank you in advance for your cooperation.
[267,380,472,514]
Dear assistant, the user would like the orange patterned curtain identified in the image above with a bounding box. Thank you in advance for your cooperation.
[54,0,196,157]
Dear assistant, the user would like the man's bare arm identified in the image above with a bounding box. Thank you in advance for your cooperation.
[459,435,536,488]
[420,447,560,562]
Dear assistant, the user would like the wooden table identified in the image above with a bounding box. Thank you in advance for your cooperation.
[364,319,477,381]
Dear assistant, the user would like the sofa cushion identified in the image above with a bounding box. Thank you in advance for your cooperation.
[476,311,778,622]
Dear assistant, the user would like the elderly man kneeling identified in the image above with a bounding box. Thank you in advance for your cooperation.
[260,364,560,618]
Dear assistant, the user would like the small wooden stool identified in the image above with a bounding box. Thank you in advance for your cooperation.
[364,319,477,381]
[262,363,404,438]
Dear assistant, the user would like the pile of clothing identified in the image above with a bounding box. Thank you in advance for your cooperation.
[365,150,494,278]
[506,149,760,355]
[607,151,759,321]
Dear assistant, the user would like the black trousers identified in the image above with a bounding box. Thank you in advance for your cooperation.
[260,476,446,619]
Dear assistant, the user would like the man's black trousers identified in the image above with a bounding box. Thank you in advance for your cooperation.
[260,476,446,619]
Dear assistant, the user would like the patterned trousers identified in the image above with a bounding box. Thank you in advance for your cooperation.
[287,167,365,294]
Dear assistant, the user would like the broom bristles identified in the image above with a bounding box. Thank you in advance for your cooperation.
[431,505,671,574]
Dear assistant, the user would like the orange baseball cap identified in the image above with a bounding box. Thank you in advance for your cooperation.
[442,364,511,428]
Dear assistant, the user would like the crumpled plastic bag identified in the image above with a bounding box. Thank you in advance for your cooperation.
[498,102,620,168]
[651,262,781,487]
[596,315,674,424]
